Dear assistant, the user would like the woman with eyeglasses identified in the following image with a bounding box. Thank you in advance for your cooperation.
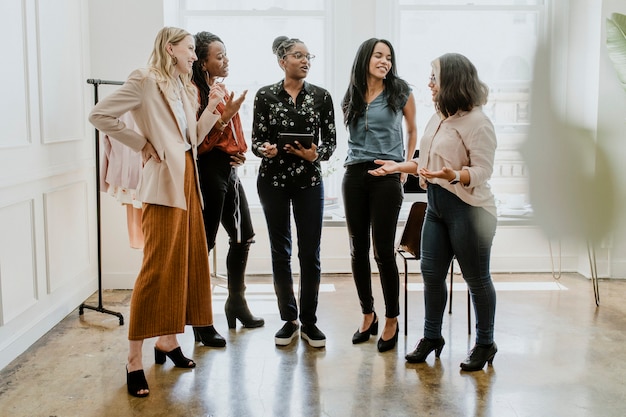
[251,36,336,348]
[341,38,417,353]
[369,53,498,371]
[191,31,264,341]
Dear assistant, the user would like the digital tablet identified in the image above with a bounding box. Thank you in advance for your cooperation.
[277,132,315,149]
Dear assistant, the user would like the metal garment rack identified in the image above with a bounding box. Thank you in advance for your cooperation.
[78,78,125,325]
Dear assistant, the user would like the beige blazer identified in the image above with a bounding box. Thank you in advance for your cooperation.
[89,68,218,210]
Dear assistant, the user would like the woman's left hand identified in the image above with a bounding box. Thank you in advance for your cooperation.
[230,152,246,167]
[419,166,454,181]
[284,142,318,162]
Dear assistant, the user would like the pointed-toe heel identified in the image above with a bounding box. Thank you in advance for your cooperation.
[193,325,227,347]
[460,342,498,372]
[377,322,399,352]
[405,337,446,363]
[352,312,378,344]
[126,366,149,398]
[154,346,196,368]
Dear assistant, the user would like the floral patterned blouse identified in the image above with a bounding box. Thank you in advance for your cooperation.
[251,80,336,189]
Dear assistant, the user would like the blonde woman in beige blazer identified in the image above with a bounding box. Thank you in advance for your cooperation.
[89,27,225,398]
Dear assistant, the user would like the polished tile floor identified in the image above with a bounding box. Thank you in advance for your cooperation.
[1,273,625,417]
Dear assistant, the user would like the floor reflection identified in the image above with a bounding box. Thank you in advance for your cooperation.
[1,273,626,417]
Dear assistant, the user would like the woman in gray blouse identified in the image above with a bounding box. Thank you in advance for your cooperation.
[342,38,417,353]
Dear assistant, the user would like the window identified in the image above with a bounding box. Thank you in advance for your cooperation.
[171,1,331,207]
[168,0,550,212]
[394,0,548,202]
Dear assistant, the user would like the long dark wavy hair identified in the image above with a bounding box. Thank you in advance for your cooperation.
[435,53,489,118]
[192,31,224,115]
[342,38,410,126]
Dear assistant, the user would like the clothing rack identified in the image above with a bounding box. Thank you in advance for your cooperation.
[79,78,125,325]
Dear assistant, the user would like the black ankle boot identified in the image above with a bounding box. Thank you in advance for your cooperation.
[405,337,445,363]
[460,342,497,371]
[193,325,226,347]
[225,294,265,329]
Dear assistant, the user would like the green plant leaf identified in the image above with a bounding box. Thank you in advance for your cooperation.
[606,12,626,91]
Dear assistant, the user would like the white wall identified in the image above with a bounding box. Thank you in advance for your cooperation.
[0,0,98,370]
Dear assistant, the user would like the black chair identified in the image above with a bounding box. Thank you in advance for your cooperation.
[396,201,471,336]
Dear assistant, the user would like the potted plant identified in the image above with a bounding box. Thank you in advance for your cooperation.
[606,12,626,92]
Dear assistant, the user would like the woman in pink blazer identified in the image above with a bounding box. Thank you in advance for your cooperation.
[89,26,224,398]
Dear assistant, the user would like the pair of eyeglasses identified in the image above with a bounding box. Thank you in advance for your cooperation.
[429,74,436,84]
[283,52,315,61]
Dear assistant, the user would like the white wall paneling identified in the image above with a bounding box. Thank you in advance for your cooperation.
[43,181,91,294]
[0,199,38,325]
[37,0,86,144]
[0,0,98,371]
[0,0,29,147]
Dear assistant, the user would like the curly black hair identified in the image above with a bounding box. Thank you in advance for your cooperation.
[192,31,223,115]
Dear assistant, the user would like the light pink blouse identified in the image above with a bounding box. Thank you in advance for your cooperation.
[417,106,497,217]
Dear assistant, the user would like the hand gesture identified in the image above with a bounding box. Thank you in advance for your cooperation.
[207,84,226,112]
[222,90,248,121]
[368,159,399,176]
[419,166,453,181]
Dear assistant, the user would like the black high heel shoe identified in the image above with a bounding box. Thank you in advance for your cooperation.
[126,366,149,397]
[352,312,378,344]
[405,337,445,363]
[460,342,497,372]
[225,296,265,329]
[193,325,226,347]
[154,346,196,368]
[377,321,399,352]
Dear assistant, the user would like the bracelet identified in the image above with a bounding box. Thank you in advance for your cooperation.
[217,118,228,130]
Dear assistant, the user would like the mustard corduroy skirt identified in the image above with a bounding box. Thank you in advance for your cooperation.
[128,151,212,340]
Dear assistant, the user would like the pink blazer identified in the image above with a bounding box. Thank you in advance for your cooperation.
[89,68,218,210]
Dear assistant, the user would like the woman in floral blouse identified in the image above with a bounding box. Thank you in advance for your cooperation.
[251,36,336,348]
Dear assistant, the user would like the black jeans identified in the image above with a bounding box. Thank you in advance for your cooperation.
[197,150,255,293]
[342,162,403,318]
[257,178,324,325]
[198,150,255,248]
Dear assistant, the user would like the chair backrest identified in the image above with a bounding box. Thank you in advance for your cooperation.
[398,201,427,258]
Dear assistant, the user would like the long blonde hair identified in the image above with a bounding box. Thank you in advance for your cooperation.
[149,27,198,106]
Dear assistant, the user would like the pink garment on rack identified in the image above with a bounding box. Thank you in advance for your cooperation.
[99,112,145,249]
